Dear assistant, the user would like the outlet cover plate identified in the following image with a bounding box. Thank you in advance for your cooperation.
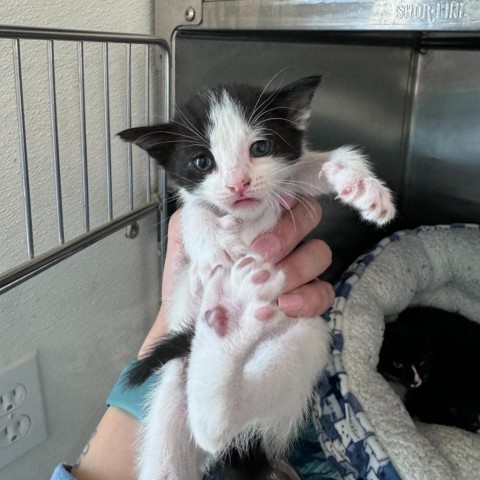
[0,353,48,470]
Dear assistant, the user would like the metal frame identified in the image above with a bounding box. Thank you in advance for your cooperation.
[154,0,480,114]
[0,26,170,295]
[155,0,480,40]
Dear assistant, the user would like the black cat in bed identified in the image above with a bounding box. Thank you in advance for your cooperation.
[378,306,480,433]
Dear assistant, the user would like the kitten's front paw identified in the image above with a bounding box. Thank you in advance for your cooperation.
[321,146,395,225]
[199,255,286,339]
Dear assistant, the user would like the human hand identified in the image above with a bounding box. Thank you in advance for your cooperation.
[251,197,334,318]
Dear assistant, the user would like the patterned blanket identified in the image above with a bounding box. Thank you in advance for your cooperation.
[313,224,480,480]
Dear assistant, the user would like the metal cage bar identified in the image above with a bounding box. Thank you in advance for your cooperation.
[145,44,152,203]
[126,43,134,211]
[12,38,35,260]
[77,40,90,233]
[47,40,65,245]
[103,42,113,221]
[0,26,170,295]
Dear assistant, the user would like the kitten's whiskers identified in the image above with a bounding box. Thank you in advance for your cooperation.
[247,69,287,126]
[272,185,318,222]
[268,189,297,230]
[174,107,209,147]
[251,106,302,128]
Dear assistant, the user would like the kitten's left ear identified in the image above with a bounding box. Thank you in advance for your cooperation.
[275,75,322,129]
[117,124,176,166]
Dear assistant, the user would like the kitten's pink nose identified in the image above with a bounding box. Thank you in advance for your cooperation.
[226,176,251,194]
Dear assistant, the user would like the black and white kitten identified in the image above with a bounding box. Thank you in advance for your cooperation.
[378,306,480,433]
[119,76,395,480]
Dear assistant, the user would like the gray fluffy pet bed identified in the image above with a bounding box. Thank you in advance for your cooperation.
[313,224,480,480]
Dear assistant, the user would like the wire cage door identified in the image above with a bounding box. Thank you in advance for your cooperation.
[0,26,170,295]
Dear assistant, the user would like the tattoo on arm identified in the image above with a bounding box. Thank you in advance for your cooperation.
[74,429,97,468]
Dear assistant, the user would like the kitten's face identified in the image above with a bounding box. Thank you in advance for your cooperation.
[378,322,431,389]
[118,76,321,219]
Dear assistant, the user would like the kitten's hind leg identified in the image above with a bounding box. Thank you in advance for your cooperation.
[137,359,206,480]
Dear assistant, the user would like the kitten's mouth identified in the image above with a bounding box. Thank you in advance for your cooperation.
[233,197,261,209]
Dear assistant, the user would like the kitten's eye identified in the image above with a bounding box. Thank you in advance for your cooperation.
[393,361,403,369]
[191,155,215,172]
[250,140,272,157]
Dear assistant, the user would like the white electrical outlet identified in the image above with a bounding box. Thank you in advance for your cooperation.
[0,353,47,470]
[0,414,31,447]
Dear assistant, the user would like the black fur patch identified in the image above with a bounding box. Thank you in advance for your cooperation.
[210,437,298,480]
[125,328,194,387]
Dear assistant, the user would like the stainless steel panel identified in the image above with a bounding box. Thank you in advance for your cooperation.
[155,0,480,42]
[175,34,414,278]
[405,49,480,225]
[197,0,480,33]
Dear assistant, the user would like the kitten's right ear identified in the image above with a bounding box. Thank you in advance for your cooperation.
[275,75,322,130]
[117,124,176,164]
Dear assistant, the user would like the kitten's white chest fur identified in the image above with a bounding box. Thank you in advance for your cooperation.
[119,76,395,480]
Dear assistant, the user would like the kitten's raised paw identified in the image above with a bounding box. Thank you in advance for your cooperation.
[336,177,395,225]
[321,146,395,226]
[356,179,396,225]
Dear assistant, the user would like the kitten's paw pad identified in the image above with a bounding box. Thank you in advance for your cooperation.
[337,178,366,201]
[232,255,284,302]
[353,179,395,225]
[204,305,229,337]
[320,161,365,198]
[254,306,276,321]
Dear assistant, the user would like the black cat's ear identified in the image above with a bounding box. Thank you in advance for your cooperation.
[117,124,176,166]
[275,75,322,129]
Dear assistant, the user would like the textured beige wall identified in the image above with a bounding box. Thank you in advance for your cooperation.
[0,2,162,479]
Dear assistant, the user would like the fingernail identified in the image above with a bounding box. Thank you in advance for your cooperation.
[251,234,281,260]
[278,294,304,314]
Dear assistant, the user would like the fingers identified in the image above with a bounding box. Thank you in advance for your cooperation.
[251,197,322,263]
[278,280,335,318]
[277,238,334,318]
[250,197,334,318]
[277,239,332,294]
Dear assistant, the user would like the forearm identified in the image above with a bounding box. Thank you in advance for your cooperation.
[138,307,169,358]
[70,407,138,480]
[71,307,168,480]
